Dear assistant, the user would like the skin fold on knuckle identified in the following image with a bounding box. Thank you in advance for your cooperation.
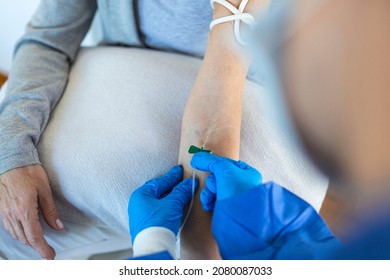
[44,207,58,218]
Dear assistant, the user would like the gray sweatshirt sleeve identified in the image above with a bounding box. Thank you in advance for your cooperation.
[0,0,97,174]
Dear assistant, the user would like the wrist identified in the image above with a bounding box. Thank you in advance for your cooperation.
[133,227,177,258]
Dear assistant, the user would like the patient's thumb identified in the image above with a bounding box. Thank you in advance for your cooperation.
[39,190,64,231]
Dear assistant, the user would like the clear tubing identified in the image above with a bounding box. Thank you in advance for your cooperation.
[178,169,196,237]
[177,135,210,258]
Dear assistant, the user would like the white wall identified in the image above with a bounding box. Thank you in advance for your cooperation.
[0,0,40,73]
[0,0,101,74]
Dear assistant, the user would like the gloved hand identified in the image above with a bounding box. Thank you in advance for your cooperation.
[128,165,198,242]
[190,153,262,211]
[191,153,338,259]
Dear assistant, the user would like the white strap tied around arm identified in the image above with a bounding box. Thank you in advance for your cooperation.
[210,0,256,46]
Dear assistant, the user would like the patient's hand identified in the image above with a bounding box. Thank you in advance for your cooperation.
[0,165,63,259]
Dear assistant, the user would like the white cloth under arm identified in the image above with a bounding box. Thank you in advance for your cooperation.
[0,216,131,260]
[133,227,176,258]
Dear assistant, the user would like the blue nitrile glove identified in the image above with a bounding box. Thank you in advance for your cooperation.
[190,153,262,211]
[128,165,199,243]
[191,153,339,259]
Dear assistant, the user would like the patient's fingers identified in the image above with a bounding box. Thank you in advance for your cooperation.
[38,179,63,231]
[22,206,55,260]
[11,220,28,245]
[144,165,184,198]
[0,165,57,259]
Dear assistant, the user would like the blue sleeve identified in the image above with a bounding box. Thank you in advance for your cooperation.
[330,220,390,260]
[128,251,174,260]
[212,182,340,260]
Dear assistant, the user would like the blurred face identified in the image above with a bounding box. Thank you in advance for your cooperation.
[281,1,348,180]
[254,0,390,189]
[278,0,390,189]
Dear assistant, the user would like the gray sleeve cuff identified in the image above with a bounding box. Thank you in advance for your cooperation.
[0,145,41,175]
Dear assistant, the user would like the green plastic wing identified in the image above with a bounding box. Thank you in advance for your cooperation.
[188,145,212,154]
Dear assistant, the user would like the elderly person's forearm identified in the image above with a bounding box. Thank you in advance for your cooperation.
[178,7,252,260]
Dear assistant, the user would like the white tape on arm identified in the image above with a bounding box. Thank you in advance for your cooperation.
[133,227,177,259]
[210,0,255,46]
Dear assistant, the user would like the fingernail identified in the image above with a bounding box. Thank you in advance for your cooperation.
[56,219,64,230]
